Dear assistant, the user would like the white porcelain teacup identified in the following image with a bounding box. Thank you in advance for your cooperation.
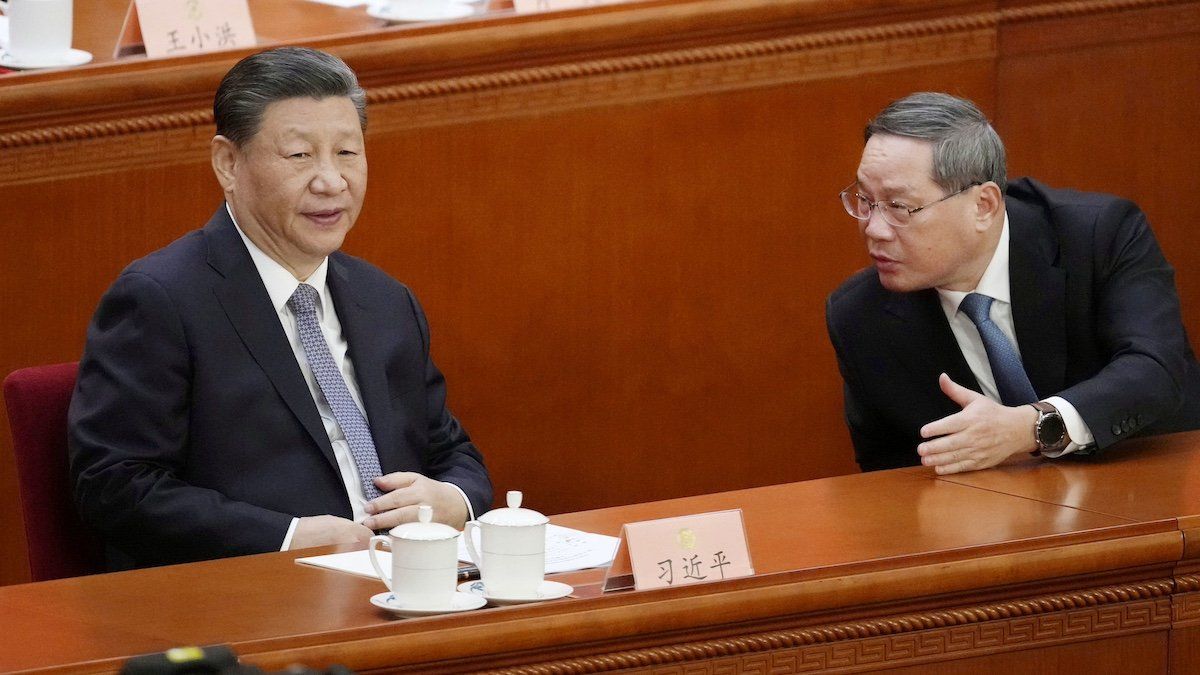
[0,0,73,62]
[368,504,459,609]
[464,490,548,598]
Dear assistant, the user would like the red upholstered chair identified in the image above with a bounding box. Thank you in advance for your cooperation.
[3,362,106,581]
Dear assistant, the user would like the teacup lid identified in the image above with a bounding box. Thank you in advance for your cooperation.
[390,504,459,541]
[477,491,549,527]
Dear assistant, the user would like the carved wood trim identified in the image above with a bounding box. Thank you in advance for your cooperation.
[366,13,997,105]
[1175,574,1200,626]
[0,12,996,150]
[364,27,994,136]
[0,24,996,185]
[998,0,1200,55]
[483,579,1174,674]
[1,0,1191,185]
[998,0,1188,23]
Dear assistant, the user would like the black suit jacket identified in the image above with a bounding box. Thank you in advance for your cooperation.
[69,208,492,569]
[826,178,1200,471]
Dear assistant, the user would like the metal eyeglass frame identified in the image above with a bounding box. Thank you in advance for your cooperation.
[839,181,981,228]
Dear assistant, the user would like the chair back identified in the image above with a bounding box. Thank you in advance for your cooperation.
[3,362,105,581]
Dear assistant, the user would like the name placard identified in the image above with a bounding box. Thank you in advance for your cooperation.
[602,509,753,592]
[115,0,256,59]
[513,0,629,14]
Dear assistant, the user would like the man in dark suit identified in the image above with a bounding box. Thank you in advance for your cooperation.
[69,47,491,570]
[826,92,1200,474]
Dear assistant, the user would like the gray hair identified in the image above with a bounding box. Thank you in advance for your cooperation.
[865,92,1006,193]
[214,47,367,146]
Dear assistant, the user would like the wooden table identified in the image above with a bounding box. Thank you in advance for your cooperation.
[4,431,1200,673]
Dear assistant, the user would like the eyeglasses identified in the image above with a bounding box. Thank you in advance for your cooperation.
[839,182,980,228]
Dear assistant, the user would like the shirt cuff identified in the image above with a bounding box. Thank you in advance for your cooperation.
[444,481,475,523]
[281,517,300,551]
[1042,396,1096,458]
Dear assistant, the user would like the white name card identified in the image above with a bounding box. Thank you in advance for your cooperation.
[116,0,256,59]
[513,0,629,14]
[602,509,754,592]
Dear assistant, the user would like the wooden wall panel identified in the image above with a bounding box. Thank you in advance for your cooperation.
[0,164,218,585]
[996,0,1200,338]
[349,60,993,518]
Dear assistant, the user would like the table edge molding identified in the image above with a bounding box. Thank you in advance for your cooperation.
[480,577,1175,674]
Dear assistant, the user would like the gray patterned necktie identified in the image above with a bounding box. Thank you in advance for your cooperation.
[958,292,1038,406]
[288,283,383,500]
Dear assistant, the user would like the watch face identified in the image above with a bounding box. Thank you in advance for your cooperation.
[1039,414,1067,446]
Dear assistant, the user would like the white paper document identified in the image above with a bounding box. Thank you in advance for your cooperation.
[296,524,620,578]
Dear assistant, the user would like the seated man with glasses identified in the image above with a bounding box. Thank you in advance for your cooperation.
[825,91,1200,473]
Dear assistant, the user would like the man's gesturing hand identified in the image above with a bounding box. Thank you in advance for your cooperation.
[918,373,1039,474]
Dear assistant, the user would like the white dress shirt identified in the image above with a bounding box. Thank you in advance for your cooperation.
[228,206,472,549]
[935,214,1094,457]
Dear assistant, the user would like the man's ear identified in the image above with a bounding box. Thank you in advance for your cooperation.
[211,135,239,193]
[974,181,1004,231]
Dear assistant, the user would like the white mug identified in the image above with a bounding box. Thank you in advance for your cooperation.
[368,504,459,610]
[465,490,547,598]
[0,0,73,62]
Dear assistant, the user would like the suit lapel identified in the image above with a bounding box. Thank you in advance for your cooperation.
[203,208,338,470]
[1007,198,1067,397]
[883,288,979,394]
[326,257,400,473]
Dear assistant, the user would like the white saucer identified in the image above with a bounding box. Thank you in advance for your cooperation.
[458,579,574,605]
[370,591,487,617]
[0,48,92,70]
[366,2,475,23]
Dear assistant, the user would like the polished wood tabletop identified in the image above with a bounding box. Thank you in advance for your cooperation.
[4,432,1199,673]
[932,433,1200,525]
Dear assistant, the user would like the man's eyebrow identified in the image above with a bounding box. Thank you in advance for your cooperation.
[854,178,915,199]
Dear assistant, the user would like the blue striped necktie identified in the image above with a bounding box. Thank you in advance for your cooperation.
[958,292,1038,406]
[288,283,383,500]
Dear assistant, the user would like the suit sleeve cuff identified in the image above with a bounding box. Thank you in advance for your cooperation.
[444,481,476,522]
[1043,396,1096,458]
[281,517,300,551]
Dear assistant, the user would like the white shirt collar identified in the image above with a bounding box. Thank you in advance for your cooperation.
[226,203,330,315]
[937,211,1010,315]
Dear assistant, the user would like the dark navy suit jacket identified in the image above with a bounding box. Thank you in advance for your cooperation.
[826,178,1200,471]
[69,207,492,569]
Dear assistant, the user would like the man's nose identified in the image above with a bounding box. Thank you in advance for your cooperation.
[862,207,895,240]
[310,159,348,194]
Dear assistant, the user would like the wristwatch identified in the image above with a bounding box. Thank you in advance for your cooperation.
[1030,401,1069,456]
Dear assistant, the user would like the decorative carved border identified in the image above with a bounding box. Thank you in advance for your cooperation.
[1178,574,1200,593]
[998,0,1200,55]
[1175,574,1200,625]
[0,10,996,155]
[365,27,994,136]
[998,0,1184,23]
[484,579,1174,674]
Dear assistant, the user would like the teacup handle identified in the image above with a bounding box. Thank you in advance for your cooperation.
[463,521,484,574]
[368,535,393,592]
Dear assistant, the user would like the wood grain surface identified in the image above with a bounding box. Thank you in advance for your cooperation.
[5,432,1200,673]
